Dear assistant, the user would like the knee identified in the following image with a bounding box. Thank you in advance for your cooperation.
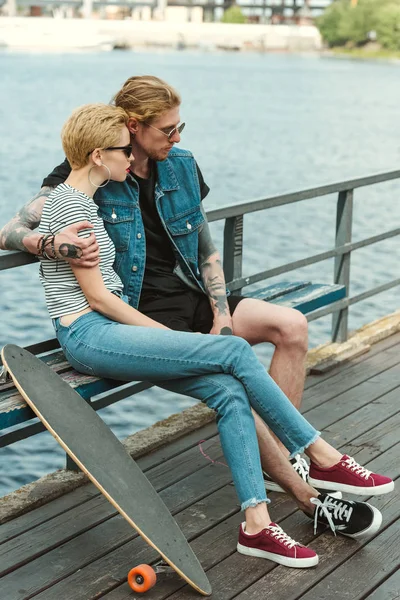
[275,310,308,354]
[204,375,248,414]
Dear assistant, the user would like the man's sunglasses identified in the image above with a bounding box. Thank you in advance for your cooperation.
[145,122,185,142]
[87,144,133,159]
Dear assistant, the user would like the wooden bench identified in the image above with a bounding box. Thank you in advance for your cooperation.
[0,280,345,453]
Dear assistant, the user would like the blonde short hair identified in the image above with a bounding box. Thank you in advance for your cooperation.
[112,75,181,123]
[61,103,129,169]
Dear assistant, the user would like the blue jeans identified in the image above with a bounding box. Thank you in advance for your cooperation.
[53,310,320,511]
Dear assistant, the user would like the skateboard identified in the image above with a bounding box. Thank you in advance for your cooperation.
[1,344,212,596]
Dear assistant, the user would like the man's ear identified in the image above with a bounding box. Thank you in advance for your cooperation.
[128,118,138,135]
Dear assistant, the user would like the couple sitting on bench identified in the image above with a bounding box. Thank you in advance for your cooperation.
[0,76,394,569]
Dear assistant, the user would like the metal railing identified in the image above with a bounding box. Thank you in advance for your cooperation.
[1,169,400,344]
[207,168,400,343]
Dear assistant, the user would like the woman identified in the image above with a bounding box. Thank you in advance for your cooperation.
[38,103,393,568]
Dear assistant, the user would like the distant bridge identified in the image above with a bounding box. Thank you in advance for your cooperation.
[3,0,332,18]
[5,0,331,10]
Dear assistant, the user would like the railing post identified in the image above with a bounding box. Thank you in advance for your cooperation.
[223,215,244,293]
[66,454,81,472]
[332,189,353,342]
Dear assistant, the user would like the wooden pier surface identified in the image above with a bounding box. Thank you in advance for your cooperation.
[1,332,400,600]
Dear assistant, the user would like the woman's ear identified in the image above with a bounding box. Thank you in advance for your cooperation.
[89,148,103,167]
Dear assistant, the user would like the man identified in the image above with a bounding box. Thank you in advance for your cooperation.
[0,76,383,540]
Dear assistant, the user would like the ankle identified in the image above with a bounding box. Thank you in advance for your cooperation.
[244,504,271,534]
[311,454,342,469]
[297,489,320,514]
[306,441,342,468]
[244,520,272,535]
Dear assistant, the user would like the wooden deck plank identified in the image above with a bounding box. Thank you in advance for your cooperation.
[305,331,400,390]
[363,569,400,600]
[299,519,400,600]
[322,386,400,448]
[302,344,400,411]
[303,362,400,427]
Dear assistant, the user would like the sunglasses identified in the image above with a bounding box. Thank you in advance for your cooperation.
[145,122,185,142]
[87,144,133,159]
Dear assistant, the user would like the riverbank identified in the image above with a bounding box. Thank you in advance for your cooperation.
[326,47,400,64]
[0,16,322,52]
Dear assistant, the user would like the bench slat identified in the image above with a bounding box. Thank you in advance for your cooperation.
[247,281,312,302]
[269,283,346,313]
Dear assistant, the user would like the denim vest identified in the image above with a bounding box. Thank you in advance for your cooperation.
[93,148,206,308]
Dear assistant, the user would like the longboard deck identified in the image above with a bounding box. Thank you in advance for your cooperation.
[2,344,212,596]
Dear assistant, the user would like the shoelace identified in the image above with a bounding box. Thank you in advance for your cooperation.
[342,456,372,480]
[310,496,354,536]
[292,454,309,481]
[267,524,299,548]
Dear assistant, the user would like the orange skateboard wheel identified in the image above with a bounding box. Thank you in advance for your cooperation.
[128,564,157,593]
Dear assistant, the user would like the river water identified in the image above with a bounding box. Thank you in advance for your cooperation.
[1,49,400,496]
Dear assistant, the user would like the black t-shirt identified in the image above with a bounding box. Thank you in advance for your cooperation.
[135,161,209,298]
[42,158,71,188]
[41,157,210,297]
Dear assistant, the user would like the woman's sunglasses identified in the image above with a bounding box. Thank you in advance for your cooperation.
[87,144,133,159]
[104,144,133,159]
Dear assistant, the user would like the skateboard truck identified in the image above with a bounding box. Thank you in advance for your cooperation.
[127,561,175,593]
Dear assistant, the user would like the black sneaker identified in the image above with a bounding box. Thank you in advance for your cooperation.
[264,454,309,493]
[308,493,382,538]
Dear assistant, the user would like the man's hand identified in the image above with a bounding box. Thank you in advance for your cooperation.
[209,317,234,336]
[54,222,99,267]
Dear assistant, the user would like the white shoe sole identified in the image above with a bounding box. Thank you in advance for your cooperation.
[308,477,395,496]
[237,543,319,568]
[264,480,285,493]
[265,479,343,501]
[341,504,383,539]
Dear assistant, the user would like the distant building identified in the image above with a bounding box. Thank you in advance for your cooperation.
[2,0,334,22]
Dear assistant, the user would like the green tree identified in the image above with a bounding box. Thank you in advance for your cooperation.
[317,0,400,48]
[376,3,400,51]
[316,0,351,46]
[221,4,246,24]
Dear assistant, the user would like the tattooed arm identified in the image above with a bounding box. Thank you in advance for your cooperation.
[0,187,51,254]
[198,208,233,335]
[0,187,100,267]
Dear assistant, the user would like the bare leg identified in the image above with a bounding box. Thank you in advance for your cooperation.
[253,412,320,513]
[245,503,272,534]
[305,437,342,467]
[232,298,308,457]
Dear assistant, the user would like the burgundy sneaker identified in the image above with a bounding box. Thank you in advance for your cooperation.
[308,455,394,495]
[237,522,318,568]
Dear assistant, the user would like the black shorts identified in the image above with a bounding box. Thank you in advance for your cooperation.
[138,290,244,334]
